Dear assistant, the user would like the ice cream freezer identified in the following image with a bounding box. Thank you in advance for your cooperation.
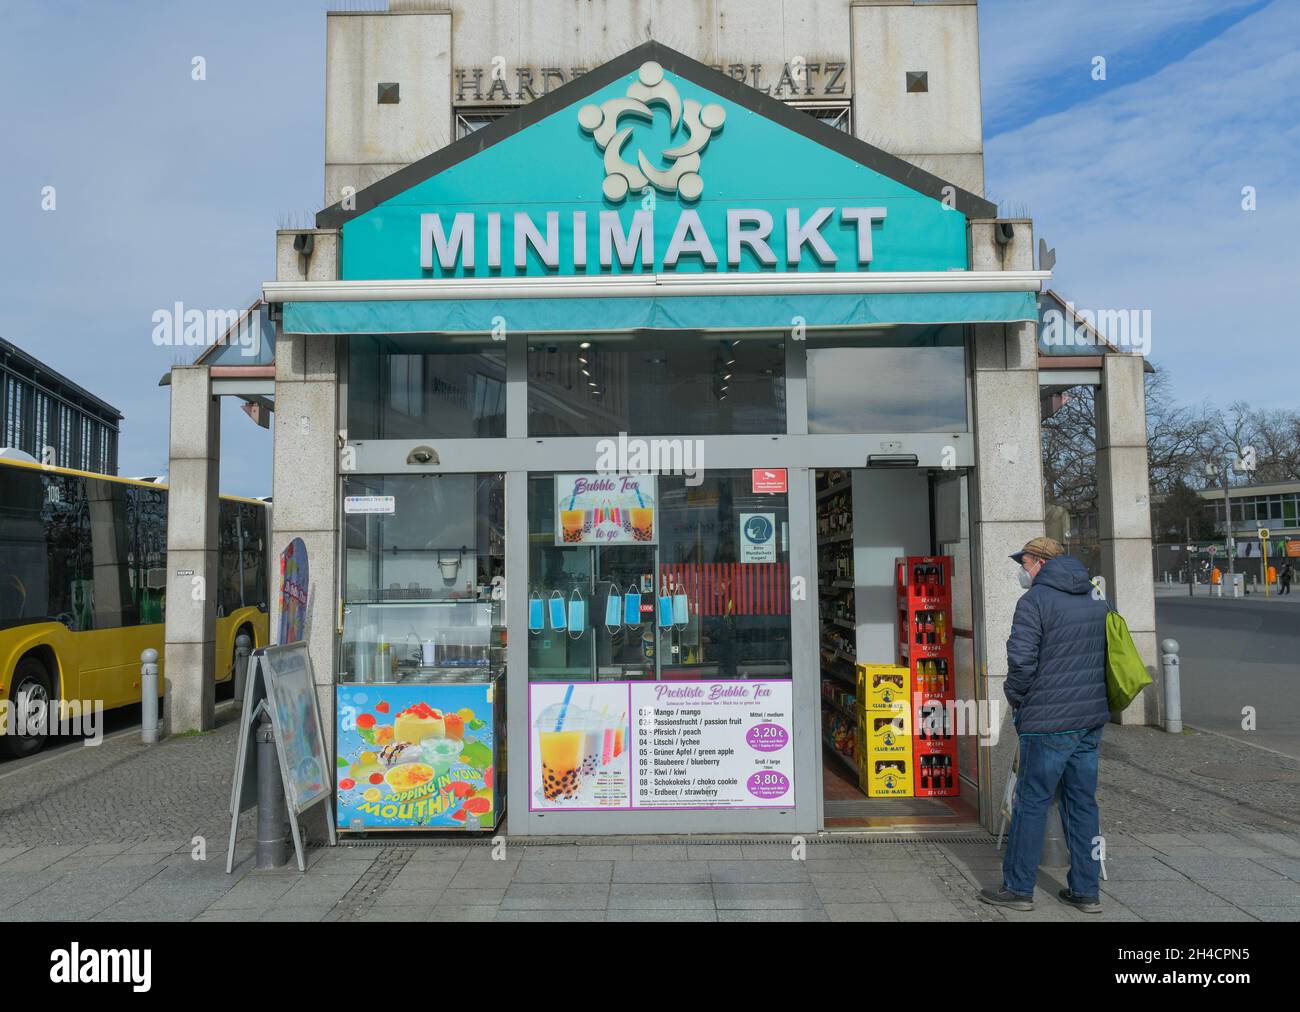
[334,668,505,832]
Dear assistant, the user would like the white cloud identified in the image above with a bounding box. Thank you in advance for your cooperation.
[985,0,1300,409]
[979,0,1262,134]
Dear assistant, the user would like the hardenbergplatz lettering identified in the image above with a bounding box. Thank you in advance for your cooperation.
[420,206,888,273]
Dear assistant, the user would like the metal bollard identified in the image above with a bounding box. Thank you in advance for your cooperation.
[233,634,252,704]
[1162,638,1182,734]
[256,712,290,869]
[140,649,160,744]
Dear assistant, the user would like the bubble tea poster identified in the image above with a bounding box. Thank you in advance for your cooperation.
[554,474,657,546]
[530,683,632,810]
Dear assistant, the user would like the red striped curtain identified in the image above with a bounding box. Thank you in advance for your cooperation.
[658,562,789,617]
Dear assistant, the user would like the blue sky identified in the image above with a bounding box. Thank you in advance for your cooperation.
[0,1,1295,496]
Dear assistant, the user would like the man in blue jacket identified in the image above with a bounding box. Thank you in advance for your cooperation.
[979,536,1110,914]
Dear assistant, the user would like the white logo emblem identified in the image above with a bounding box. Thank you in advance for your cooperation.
[578,61,726,203]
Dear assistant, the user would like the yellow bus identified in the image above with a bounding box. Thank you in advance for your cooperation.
[0,455,269,757]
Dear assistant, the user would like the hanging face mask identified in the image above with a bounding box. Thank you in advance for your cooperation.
[623,583,642,626]
[1017,566,1034,590]
[548,590,567,630]
[605,586,622,631]
[528,590,544,633]
[568,589,586,638]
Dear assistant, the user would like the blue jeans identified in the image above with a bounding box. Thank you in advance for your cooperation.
[1002,725,1104,897]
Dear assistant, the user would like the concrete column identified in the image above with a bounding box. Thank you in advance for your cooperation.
[271,230,341,765]
[165,365,221,734]
[968,219,1044,828]
[1097,353,1159,725]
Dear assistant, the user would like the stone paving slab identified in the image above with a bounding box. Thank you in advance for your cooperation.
[608,883,715,910]
[2,700,1299,922]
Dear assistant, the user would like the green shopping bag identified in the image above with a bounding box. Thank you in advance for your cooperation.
[1104,606,1152,712]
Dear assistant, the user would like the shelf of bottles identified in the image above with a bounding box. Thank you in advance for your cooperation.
[896,555,958,797]
[817,470,857,770]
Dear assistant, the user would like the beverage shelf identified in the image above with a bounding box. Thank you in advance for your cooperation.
[820,695,856,721]
[816,479,851,502]
[821,663,856,687]
[822,736,859,775]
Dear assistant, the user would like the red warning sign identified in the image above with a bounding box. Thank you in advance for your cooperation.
[752,468,788,494]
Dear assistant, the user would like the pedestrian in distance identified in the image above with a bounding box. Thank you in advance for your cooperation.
[1281,562,1293,595]
[980,536,1110,915]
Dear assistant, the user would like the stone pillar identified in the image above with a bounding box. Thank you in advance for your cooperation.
[1097,353,1158,725]
[968,219,1044,828]
[165,365,221,734]
[271,230,341,763]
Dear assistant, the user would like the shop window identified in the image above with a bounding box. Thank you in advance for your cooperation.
[339,473,504,684]
[347,335,506,440]
[455,108,510,139]
[527,332,785,437]
[793,102,852,133]
[806,325,968,433]
[525,471,792,683]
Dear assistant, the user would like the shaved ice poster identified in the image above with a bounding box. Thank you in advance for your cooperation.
[336,684,497,830]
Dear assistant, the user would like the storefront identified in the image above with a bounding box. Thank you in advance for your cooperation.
[263,42,1052,835]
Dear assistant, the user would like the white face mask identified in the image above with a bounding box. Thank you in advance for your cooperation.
[1017,567,1034,590]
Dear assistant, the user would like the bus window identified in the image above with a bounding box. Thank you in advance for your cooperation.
[42,473,93,631]
[240,502,268,608]
[217,500,241,617]
[85,478,138,629]
[0,465,48,625]
[130,485,167,624]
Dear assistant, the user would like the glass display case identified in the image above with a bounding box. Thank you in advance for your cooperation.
[340,473,505,685]
[335,472,506,831]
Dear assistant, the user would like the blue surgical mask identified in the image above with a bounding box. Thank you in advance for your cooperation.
[1017,567,1033,590]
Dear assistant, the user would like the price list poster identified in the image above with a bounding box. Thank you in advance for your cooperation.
[630,681,794,809]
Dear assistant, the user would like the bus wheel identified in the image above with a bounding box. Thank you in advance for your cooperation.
[1,658,53,758]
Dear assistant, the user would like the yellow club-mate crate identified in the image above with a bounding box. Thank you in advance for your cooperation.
[857,663,910,711]
[856,664,913,797]
[864,704,911,756]
[862,756,913,797]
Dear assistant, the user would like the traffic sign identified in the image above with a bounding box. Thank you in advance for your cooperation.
[1258,528,1270,541]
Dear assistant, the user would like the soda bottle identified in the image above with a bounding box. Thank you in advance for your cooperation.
[935,610,947,646]
[925,611,936,645]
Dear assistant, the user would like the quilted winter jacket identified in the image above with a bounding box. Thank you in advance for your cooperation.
[1005,555,1111,734]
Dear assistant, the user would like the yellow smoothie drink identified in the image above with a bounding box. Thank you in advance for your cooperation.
[631,507,653,542]
[540,729,585,800]
[561,509,585,543]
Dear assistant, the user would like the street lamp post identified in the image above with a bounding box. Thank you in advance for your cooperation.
[1207,456,1237,594]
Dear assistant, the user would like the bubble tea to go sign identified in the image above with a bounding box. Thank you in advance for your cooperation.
[554,474,657,546]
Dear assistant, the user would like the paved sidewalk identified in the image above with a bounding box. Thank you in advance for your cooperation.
[1,703,1298,921]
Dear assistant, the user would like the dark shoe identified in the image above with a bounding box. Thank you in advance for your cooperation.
[1058,888,1102,913]
[978,886,1034,911]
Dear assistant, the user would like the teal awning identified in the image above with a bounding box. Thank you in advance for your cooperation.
[283,290,1039,335]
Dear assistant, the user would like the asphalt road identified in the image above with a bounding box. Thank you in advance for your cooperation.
[1156,592,1300,759]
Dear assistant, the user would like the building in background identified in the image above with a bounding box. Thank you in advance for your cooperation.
[0,335,122,474]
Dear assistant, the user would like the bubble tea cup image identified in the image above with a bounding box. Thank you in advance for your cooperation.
[537,704,585,801]
[561,509,585,543]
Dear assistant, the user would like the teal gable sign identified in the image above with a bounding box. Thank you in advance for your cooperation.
[340,61,971,281]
